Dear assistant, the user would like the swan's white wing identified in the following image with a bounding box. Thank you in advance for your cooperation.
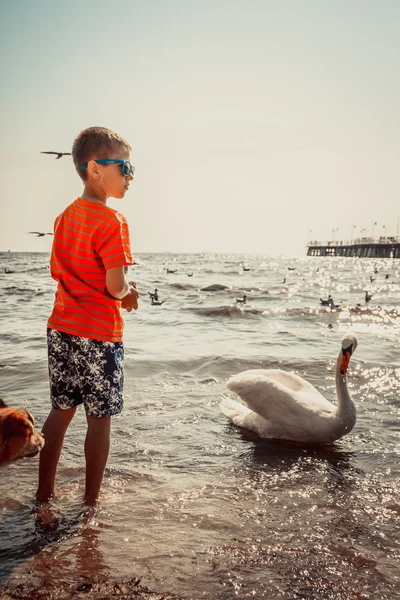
[220,397,271,435]
[227,369,335,424]
[220,397,252,421]
[241,369,319,394]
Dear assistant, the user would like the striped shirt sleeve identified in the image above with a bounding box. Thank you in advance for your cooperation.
[98,218,133,270]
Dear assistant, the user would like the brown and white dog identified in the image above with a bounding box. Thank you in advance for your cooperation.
[0,399,45,466]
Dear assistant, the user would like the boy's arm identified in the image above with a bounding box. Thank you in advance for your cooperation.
[106,266,130,299]
[106,267,139,311]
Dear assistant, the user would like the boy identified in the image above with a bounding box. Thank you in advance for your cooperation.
[36,126,139,506]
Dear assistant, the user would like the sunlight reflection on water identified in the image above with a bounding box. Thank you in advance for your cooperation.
[0,252,399,598]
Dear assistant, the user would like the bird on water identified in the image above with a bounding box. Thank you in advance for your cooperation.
[221,333,359,444]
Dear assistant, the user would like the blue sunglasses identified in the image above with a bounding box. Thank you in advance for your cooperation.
[80,159,135,177]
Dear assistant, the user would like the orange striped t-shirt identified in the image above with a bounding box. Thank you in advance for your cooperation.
[47,197,133,342]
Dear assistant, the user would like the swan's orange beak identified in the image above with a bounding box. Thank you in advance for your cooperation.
[340,349,352,375]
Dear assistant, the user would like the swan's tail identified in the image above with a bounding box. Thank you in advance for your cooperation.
[220,397,252,426]
[220,395,271,436]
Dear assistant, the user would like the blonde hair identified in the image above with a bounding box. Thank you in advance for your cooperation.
[72,126,132,181]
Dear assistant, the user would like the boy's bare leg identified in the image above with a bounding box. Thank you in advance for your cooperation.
[84,415,111,506]
[36,407,76,502]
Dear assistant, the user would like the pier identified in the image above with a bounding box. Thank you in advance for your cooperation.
[307,236,400,258]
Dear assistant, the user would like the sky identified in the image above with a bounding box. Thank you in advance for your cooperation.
[0,0,399,256]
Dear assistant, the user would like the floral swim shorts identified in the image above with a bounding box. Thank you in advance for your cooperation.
[47,328,124,417]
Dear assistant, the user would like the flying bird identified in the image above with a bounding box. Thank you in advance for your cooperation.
[28,232,53,237]
[41,151,71,159]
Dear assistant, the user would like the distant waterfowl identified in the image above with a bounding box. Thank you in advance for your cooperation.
[288,267,296,271]
[282,277,286,284]
[27,232,53,237]
[166,269,177,274]
[187,273,193,277]
[365,291,373,303]
[320,295,340,310]
[220,333,358,444]
[151,298,164,306]
[236,294,247,304]
[370,276,375,283]
[385,274,389,279]
[4,267,14,274]
[320,295,333,307]
[148,289,159,302]
[41,151,71,160]
[243,266,250,272]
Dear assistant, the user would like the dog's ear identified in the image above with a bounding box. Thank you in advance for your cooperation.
[2,412,32,438]
[0,399,7,408]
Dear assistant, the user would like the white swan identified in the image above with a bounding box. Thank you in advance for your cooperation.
[220,333,358,444]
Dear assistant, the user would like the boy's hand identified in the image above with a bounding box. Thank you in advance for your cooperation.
[121,282,139,312]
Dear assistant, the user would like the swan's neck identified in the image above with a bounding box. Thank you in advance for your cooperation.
[335,352,356,419]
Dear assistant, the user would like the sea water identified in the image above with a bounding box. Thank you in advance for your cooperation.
[0,252,399,599]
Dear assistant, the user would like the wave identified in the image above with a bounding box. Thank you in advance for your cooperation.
[186,305,266,318]
[246,304,400,323]
[346,305,400,319]
[240,288,270,294]
[126,354,301,379]
[200,284,270,295]
[168,282,197,291]
[200,284,231,292]
[1,286,45,296]
[2,266,49,275]
[125,353,381,381]
[28,266,49,272]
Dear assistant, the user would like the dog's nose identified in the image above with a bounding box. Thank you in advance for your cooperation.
[25,449,40,457]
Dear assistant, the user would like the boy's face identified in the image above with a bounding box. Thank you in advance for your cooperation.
[92,146,134,200]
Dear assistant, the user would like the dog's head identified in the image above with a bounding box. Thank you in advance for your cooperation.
[0,400,45,466]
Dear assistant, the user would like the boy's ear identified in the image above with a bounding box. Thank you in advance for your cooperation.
[87,160,100,180]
